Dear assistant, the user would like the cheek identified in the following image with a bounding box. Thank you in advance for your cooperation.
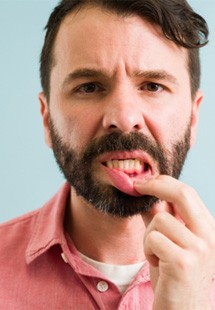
[57,109,101,150]
[149,104,191,147]
[165,115,191,148]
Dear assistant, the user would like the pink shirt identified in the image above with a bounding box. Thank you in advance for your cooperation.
[0,183,214,309]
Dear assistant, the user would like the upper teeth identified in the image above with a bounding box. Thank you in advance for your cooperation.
[105,159,142,173]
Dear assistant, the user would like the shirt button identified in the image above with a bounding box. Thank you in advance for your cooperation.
[97,281,109,292]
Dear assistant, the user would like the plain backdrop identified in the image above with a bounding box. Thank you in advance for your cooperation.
[0,0,214,223]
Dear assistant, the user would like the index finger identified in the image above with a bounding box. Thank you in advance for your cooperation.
[141,199,175,228]
[134,175,213,236]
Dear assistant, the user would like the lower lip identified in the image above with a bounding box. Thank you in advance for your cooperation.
[101,164,152,196]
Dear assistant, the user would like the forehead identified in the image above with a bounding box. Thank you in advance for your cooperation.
[51,6,188,83]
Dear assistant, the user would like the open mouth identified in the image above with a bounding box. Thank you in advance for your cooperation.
[102,159,151,177]
[99,151,155,196]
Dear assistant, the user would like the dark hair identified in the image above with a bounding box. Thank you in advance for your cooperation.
[40,0,209,100]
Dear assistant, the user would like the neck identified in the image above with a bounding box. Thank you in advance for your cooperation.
[65,188,146,265]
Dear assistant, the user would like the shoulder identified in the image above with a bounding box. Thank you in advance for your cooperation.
[0,183,70,260]
[0,209,42,296]
[0,209,41,260]
[0,183,70,239]
[0,209,40,238]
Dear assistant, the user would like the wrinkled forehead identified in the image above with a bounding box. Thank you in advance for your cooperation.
[53,5,187,63]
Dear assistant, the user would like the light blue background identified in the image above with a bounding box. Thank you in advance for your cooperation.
[0,0,214,223]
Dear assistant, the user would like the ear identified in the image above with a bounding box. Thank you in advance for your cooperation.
[190,90,203,147]
[38,92,52,148]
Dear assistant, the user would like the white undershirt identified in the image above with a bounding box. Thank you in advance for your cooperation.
[79,252,146,293]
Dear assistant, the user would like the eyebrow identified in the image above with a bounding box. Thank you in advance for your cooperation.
[62,67,178,90]
[62,69,107,90]
[133,69,178,85]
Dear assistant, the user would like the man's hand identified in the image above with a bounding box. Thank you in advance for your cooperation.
[134,175,215,310]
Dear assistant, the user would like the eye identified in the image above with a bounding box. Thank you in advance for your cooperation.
[76,82,101,94]
[140,82,164,93]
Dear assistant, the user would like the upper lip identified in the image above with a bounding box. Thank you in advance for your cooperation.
[98,150,157,173]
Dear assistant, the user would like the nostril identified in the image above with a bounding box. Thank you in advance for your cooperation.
[109,124,117,129]
[108,123,141,133]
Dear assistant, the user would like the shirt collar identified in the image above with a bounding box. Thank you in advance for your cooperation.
[24,183,151,284]
[25,183,70,264]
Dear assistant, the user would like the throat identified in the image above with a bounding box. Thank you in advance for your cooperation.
[68,190,146,264]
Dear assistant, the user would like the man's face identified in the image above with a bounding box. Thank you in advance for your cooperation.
[40,6,202,217]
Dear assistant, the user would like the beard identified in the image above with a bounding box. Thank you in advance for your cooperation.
[49,118,191,218]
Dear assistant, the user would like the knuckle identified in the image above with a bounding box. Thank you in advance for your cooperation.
[146,230,158,244]
[153,211,169,225]
[175,252,194,275]
[194,239,208,256]
[177,184,196,201]
[144,231,158,255]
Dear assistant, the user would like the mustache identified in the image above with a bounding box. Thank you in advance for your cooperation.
[82,131,168,169]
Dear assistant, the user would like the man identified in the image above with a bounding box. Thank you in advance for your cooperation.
[0,0,215,309]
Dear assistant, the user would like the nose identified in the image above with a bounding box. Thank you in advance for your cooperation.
[102,84,145,133]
